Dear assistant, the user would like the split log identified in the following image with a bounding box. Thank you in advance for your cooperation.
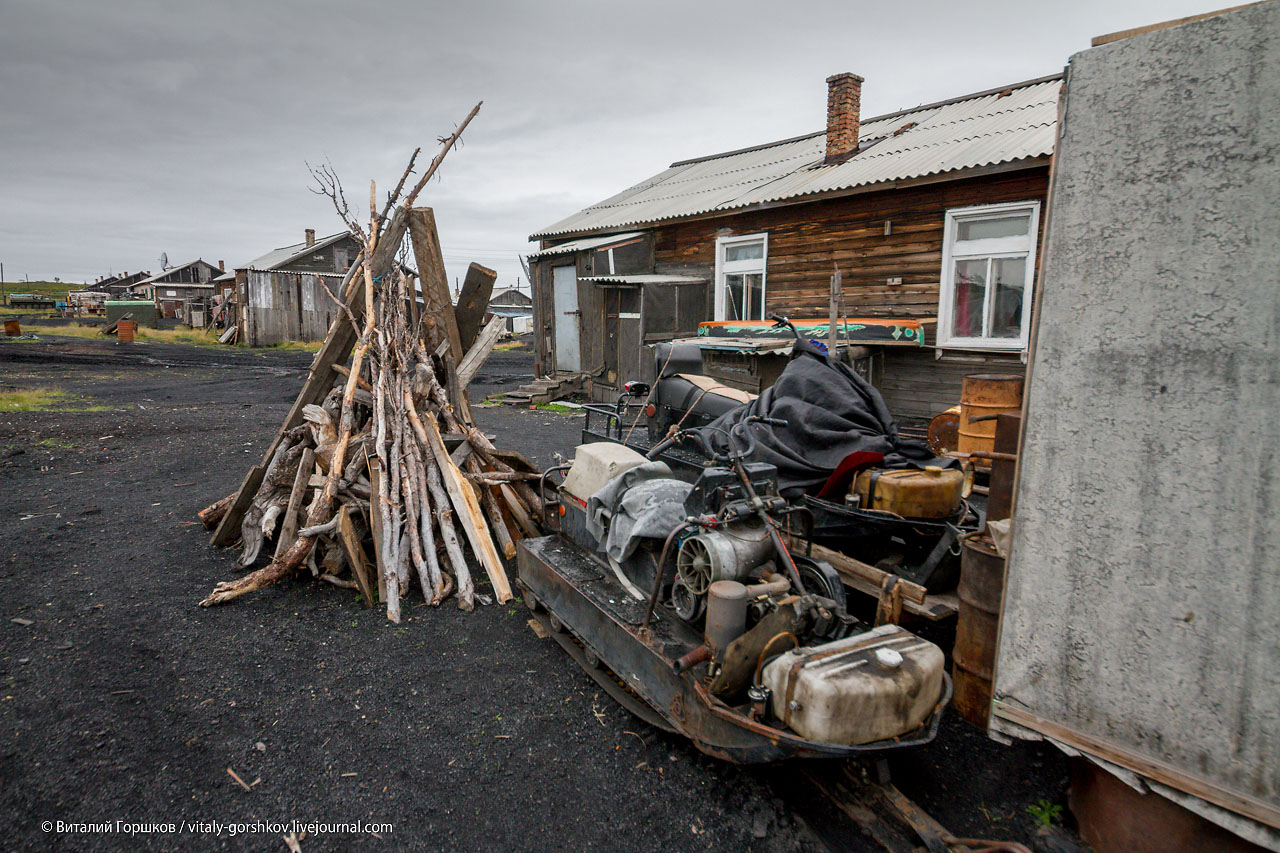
[406,398,511,604]
[456,315,505,389]
[198,493,236,530]
[466,455,517,559]
[336,505,375,607]
[274,447,314,561]
[454,262,497,351]
[499,484,540,537]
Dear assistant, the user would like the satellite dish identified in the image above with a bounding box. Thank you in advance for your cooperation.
[159,252,169,270]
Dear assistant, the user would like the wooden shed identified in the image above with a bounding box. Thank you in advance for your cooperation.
[529,73,1061,412]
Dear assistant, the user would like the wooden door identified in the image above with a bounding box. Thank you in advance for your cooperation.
[552,264,580,371]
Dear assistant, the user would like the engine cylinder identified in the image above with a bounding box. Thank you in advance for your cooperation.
[705,581,748,654]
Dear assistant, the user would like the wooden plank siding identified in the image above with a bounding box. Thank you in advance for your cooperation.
[532,166,1045,412]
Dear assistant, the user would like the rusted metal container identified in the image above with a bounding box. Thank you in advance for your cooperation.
[117,320,136,343]
[850,466,965,518]
[958,374,1024,458]
[987,413,1022,521]
[952,533,1005,728]
[4,320,20,337]
[927,405,961,455]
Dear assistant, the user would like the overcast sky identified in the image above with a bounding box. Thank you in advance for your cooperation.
[0,0,1217,290]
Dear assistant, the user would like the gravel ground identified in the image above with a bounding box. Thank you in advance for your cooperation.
[0,331,1080,852]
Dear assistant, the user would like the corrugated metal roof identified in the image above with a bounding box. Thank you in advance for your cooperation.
[240,231,351,271]
[531,76,1061,239]
[527,231,646,258]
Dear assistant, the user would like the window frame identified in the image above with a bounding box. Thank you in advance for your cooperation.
[713,232,768,321]
[937,200,1040,351]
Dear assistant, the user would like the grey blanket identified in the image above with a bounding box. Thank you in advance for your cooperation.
[585,461,691,562]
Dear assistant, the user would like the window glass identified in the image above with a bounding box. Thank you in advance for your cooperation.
[725,241,764,262]
[957,215,1029,242]
[743,273,763,320]
[951,259,987,338]
[990,257,1027,338]
[724,273,746,321]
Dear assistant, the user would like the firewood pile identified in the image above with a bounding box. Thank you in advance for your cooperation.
[196,104,543,621]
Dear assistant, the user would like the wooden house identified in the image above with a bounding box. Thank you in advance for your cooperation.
[528,72,1061,417]
[129,259,223,319]
[224,230,361,346]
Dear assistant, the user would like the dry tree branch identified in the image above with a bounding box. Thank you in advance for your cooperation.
[307,160,369,245]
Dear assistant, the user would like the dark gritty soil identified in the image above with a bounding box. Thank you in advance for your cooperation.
[0,333,1080,852]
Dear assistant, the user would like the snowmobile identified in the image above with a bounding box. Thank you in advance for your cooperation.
[516,412,950,763]
[580,316,982,591]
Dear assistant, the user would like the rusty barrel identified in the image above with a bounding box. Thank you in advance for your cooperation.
[117,320,136,343]
[4,320,20,337]
[927,405,961,455]
[958,374,1023,458]
[952,533,1005,728]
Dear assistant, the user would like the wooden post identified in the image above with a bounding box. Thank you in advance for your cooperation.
[337,505,375,608]
[454,262,497,351]
[408,208,463,365]
[828,264,842,354]
[368,457,386,603]
[457,315,505,388]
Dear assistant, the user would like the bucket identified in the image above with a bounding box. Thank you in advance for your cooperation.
[3,320,19,337]
[117,320,136,343]
[958,374,1023,458]
[952,533,1005,728]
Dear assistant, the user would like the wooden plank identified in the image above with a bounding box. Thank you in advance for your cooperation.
[407,207,463,365]
[454,262,497,351]
[367,457,386,603]
[337,505,375,608]
[273,448,314,561]
[418,408,512,604]
[785,536,927,604]
[499,484,539,537]
[1091,4,1261,46]
[456,315,505,388]
[210,465,264,547]
[993,702,1280,830]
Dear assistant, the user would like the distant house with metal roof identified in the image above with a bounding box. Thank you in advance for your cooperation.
[128,259,224,320]
[223,229,361,346]
[528,72,1062,415]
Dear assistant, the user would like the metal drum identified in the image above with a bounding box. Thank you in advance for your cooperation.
[952,533,1005,728]
[958,374,1024,459]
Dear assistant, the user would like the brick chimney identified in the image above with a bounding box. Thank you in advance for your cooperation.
[218,260,225,272]
[825,72,864,164]
[305,228,316,247]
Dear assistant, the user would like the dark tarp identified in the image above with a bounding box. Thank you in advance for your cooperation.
[690,339,940,496]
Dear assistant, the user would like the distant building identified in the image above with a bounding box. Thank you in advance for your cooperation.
[225,229,361,346]
[129,259,224,319]
[487,286,533,335]
[87,271,151,297]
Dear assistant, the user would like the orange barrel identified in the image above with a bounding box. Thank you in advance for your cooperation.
[927,405,961,455]
[952,533,1005,729]
[958,374,1024,458]
[117,320,136,343]
[4,320,19,337]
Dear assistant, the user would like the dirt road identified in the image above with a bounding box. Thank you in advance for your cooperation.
[0,334,1074,851]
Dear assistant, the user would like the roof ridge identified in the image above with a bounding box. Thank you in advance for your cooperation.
[667,72,1063,169]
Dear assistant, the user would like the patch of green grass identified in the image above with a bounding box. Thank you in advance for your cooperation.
[1026,798,1063,827]
[535,403,579,414]
[38,437,76,449]
[0,386,118,413]
[266,339,324,353]
[493,340,526,352]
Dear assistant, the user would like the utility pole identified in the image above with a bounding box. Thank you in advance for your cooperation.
[828,263,842,355]
[1,261,5,305]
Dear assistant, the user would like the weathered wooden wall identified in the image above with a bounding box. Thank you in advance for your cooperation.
[243,271,341,346]
[533,167,1045,413]
[650,168,1048,319]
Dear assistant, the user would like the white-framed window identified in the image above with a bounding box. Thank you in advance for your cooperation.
[937,201,1040,350]
[714,233,768,321]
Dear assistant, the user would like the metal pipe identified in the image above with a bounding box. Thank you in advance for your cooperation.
[672,644,711,674]
[743,573,789,597]
[640,521,694,632]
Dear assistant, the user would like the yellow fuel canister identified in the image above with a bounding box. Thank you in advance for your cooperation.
[850,466,965,518]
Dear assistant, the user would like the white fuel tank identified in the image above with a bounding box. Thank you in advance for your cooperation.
[761,624,945,745]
